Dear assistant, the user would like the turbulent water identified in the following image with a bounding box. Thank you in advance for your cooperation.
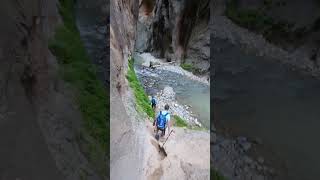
[134,53,210,128]
[214,37,320,180]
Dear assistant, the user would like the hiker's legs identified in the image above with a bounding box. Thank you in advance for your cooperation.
[161,128,165,137]
[155,128,160,140]
[153,118,156,126]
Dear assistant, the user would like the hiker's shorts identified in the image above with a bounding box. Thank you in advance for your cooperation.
[151,104,156,109]
[157,127,166,136]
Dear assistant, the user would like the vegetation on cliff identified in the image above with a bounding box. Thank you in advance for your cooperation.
[173,115,188,127]
[48,0,108,177]
[181,62,205,75]
[126,56,155,118]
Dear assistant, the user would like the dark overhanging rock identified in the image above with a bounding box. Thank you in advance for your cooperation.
[145,0,209,72]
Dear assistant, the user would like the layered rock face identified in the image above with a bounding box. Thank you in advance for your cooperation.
[0,1,64,179]
[110,0,139,95]
[0,1,106,179]
[110,0,145,180]
[136,0,210,73]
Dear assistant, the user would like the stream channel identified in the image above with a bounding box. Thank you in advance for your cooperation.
[134,53,210,129]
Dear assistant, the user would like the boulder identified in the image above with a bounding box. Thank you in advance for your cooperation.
[163,86,175,100]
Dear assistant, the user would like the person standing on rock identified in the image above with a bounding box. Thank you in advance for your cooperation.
[151,95,157,111]
[153,104,171,138]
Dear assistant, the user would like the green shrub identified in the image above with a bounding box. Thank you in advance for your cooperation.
[126,57,155,118]
[181,63,194,72]
[173,115,188,127]
[49,0,108,178]
[181,63,204,75]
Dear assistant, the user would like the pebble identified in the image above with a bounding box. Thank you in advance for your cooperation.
[263,166,268,172]
[268,168,275,174]
[240,142,251,151]
[243,156,253,165]
[257,157,264,164]
[257,165,263,171]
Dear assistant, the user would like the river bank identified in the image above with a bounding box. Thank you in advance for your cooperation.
[134,52,210,129]
[153,86,203,128]
[212,0,320,79]
[212,1,320,179]
[138,53,210,85]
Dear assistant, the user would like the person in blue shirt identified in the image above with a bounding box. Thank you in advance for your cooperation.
[151,95,157,111]
[153,104,171,138]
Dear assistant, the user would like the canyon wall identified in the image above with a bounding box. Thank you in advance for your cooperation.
[110,0,144,179]
[136,0,210,73]
[0,0,106,179]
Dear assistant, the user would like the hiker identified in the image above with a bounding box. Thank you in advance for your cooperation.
[151,95,157,111]
[153,104,171,137]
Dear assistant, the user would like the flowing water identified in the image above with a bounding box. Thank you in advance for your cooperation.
[214,37,320,180]
[134,53,210,128]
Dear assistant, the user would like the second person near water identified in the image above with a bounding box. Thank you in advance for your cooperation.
[151,95,157,111]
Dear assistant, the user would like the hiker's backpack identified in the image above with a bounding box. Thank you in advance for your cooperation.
[151,98,156,105]
[157,111,168,129]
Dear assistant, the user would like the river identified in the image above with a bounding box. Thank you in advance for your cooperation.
[214,37,320,180]
[133,53,211,129]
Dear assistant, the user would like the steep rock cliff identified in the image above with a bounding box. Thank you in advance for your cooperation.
[136,0,210,73]
[0,0,105,179]
[110,0,143,179]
